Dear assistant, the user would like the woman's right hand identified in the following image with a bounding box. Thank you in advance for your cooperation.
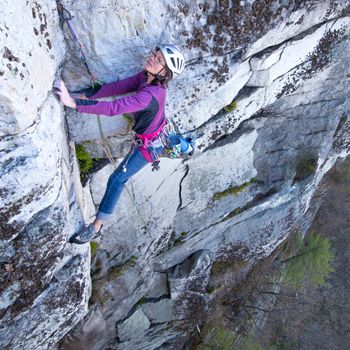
[53,80,77,109]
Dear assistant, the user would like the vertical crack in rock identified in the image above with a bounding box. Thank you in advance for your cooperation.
[177,164,189,211]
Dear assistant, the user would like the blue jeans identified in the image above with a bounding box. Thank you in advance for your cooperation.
[96,146,162,221]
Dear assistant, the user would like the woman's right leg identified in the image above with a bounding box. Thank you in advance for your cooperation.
[93,147,149,228]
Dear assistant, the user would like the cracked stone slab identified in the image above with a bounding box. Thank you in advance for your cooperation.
[117,309,150,342]
[141,299,175,323]
[66,108,131,143]
[144,272,168,299]
[248,17,350,87]
[244,1,349,59]
[0,95,66,241]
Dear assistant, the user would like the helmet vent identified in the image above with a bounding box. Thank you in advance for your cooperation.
[158,44,185,79]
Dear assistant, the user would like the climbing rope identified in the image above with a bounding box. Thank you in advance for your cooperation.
[96,116,147,226]
[56,0,101,86]
[56,0,147,226]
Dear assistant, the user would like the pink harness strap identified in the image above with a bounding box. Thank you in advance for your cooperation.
[135,118,167,148]
[135,118,167,162]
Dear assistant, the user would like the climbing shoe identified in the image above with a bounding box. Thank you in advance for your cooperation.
[69,224,103,244]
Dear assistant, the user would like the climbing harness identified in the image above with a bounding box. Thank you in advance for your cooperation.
[131,120,196,172]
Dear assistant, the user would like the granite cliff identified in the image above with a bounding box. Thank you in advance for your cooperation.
[0,1,349,349]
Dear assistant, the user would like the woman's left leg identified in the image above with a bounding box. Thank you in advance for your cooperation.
[70,146,161,244]
[96,147,149,222]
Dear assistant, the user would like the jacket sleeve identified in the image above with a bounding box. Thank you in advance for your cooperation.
[75,89,153,116]
[81,71,146,99]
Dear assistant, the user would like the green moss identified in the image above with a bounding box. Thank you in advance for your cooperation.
[109,265,124,278]
[198,327,236,350]
[220,187,277,223]
[214,179,257,201]
[173,233,188,247]
[90,241,100,259]
[123,113,134,129]
[329,156,350,184]
[108,256,138,280]
[222,207,242,221]
[293,156,318,182]
[284,231,334,288]
[206,283,222,295]
[166,320,176,330]
[126,255,137,267]
[136,297,146,307]
[76,143,94,176]
[89,287,111,307]
[211,258,248,278]
[223,100,238,113]
[174,238,185,247]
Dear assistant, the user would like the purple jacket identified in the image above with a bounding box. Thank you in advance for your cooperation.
[75,71,167,162]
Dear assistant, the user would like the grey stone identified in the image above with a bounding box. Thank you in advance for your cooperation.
[141,299,175,324]
[117,309,150,342]
[144,272,169,299]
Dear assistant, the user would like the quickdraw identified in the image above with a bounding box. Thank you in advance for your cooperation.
[133,120,195,171]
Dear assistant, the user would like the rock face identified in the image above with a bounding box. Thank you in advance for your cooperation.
[1,0,350,349]
[0,1,92,349]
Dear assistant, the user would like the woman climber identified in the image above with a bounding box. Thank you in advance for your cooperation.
[55,44,191,244]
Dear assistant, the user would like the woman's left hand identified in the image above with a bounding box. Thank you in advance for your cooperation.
[53,80,77,109]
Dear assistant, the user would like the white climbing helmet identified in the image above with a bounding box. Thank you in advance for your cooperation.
[156,44,185,79]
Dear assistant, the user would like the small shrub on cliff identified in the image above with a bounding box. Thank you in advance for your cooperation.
[293,156,318,182]
[76,144,94,176]
[196,327,236,350]
[223,100,238,113]
[283,231,334,288]
[90,241,100,259]
[213,179,258,201]
[329,156,350,184]
[107,256,137,279]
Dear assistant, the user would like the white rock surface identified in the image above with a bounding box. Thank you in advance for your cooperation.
[244,1,347,58]
[1,95,64,239]
[0,0,65,135]
[248,17,350,87]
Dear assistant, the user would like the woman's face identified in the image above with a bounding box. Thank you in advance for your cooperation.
[144,49,167,77]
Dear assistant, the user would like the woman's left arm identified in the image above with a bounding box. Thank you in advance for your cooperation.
[75,89,153,116]
[54,80,77,109]
[76,71,146,99]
